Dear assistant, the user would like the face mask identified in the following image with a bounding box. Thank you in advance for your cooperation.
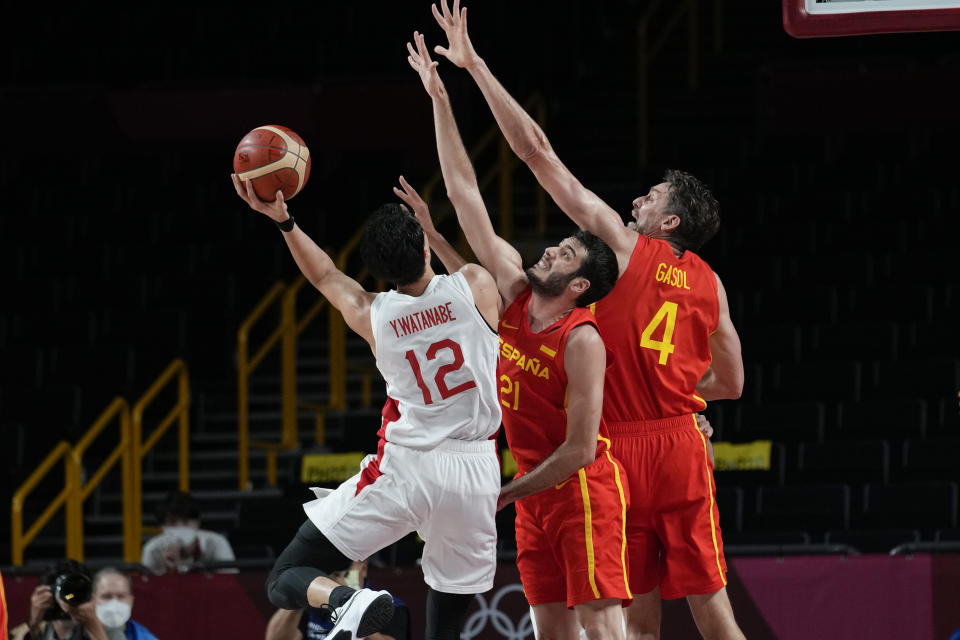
[163,526,198,547]
[96,600,132,629]
[344,569,362,590]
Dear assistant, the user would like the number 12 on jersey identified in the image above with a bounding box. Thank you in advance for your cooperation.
[404,339,477,405]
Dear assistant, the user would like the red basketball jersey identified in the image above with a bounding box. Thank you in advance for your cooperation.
[498,287,608,473]
[594,234,719,421]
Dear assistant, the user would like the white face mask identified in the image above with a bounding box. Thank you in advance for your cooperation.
[96,600,132,629]
[163,525,198,547]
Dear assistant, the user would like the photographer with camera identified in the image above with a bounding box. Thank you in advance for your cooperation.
[12,560,108,640]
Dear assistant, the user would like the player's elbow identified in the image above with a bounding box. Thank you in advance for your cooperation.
[573,443,597,469]
[511,125,551,163]
[445,183,476,208]
[722,370,744,400]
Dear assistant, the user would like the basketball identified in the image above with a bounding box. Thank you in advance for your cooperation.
[232,125,311,202]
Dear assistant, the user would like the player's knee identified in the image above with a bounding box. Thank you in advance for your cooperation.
[265,570,296,609]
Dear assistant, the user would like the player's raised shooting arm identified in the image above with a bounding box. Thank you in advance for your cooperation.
[407,31,526,306]
[497,325,605,509]
[431,0,636,263]
[696,273,744,401]
[232,175,375,346]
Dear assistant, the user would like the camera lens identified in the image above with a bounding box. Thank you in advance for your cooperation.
[55,573,93,607]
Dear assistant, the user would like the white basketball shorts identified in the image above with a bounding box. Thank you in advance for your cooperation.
[303,438,500,594]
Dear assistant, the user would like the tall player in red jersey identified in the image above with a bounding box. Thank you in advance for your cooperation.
[430,2,746,639]
[402,31,630,640]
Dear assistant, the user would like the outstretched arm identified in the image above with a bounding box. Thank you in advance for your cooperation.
[497,325,606,509]
[407,31,527,306]
[393,175,467,274]
[696,274,744,401]
[231,175,376,347]
[432,0,637,270]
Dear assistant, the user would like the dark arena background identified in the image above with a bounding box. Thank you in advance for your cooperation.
[2,2,959,639]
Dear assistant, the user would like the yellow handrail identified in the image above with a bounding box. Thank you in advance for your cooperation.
[237,282,286,490]
[68,397,131,563]
[129,358,190,561]
[11,442,74,566]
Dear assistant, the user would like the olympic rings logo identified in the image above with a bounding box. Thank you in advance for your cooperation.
[461,583,535,640]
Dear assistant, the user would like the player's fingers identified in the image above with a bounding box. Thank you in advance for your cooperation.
[441,0,452,20]
[406,40,419,60]
[453,0,461,23]
[417,32,431,62]
[393,186,410,203]
[434,45,450,58]
[230,174,245,199]
[431,3,445,28]
[461,6,468,28]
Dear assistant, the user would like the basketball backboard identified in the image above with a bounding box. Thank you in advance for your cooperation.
[783,0,960,37]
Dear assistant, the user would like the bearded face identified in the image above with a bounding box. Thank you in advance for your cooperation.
[525,267,577,298]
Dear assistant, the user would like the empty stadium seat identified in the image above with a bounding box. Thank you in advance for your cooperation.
[741,324,802,365]
[793,440,890,485]
[787,253,874,287]
[716,485,744,534]
[858,482,958,531]
[846,285,936,323]
[734,401,825,443]
[898,438,960,483]
[747,286,840,327]
[808,321,899,363]
[870,357,960,402]
[832,398,927,441]
[752,484,851,533]
[771,360,862,403]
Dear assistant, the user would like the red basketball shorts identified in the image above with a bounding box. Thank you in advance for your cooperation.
[607,414,727,600]
[514,444,632,608]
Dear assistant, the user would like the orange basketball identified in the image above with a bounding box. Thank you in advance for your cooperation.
[233,125,311,202]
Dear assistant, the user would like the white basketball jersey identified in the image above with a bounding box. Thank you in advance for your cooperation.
[369,272,501,449]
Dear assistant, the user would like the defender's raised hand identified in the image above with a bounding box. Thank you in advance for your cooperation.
[432,0,480,69]
[393,175,435,234]
[406,31,444,99]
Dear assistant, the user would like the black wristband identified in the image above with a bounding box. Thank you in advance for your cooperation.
[276,215,295,232]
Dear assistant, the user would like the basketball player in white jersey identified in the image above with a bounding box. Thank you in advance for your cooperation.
[230,174,503,640]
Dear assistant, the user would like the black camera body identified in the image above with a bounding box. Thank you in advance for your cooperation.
[42,571,92,621]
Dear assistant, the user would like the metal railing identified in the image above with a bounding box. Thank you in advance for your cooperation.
[130,359,190,561]
[10,359,190,566]
[69,397,132,563]
[11,442,74,566]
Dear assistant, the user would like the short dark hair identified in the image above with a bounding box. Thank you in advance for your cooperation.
[663,169,720,251]
[570,230,618,307]
[360,203,426,287]
[156,490,201,524]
